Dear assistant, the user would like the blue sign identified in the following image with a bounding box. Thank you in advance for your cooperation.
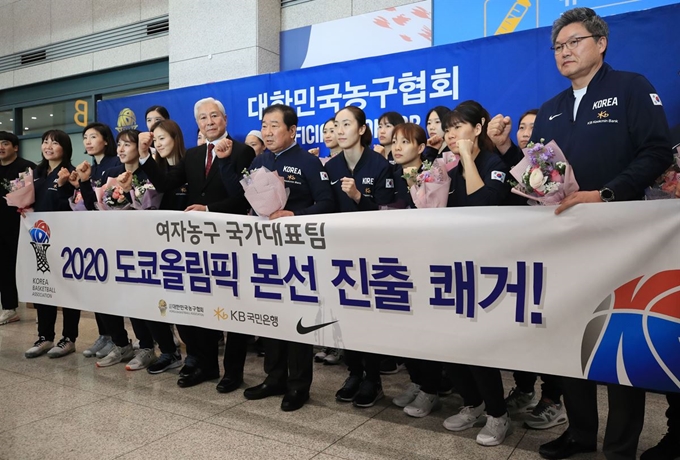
[98,4,680,157]
[433,0,680,45]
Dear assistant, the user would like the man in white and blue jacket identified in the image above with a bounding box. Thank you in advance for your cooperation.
[489,7,673,460]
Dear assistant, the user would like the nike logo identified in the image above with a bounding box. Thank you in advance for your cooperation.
[296,318,337,335]
[548,113,563,121]
[330,180,339,185]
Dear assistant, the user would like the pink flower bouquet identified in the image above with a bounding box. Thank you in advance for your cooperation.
[441,151,459,172]
[645,150,680,200]
[130,177,163,210]
[509,140,579,205]
[94,177,132,210]
[406,158,451,208]
[3,168,35,211]
[240,167,289,217]
[68,189,88,211]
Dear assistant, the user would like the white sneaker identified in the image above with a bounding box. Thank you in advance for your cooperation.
[404,390,442,418]
[0,309,19,325]
[96,343,134,368]
[476,412,513,446]
[314,348,328,363]
[47,337,76,358]
[443,403,487,432]
[95,338,115,358]
[126,348,157,371]
[392,382,421,408]
[323,349,343,365]
[525,400,568,429]
[82,335,110,358]
[25,336,54,358]
[505,387,538,415]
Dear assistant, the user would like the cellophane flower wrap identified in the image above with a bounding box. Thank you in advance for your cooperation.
[509,140,579,205]
[240,167,289,217]
[130,176,163,209]
[645,149,679,200]
[94,177,132,210]
[68,189,87,211]
[441,151,459,172]
[3,168,35,211]
[405,158,451,208]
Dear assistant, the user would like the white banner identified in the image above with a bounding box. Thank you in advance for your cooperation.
[16,203,680,393]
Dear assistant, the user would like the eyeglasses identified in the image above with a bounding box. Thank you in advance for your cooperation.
[551,35,601,54]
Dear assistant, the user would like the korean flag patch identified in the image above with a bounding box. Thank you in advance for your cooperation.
[320,171,329,181]
[650,93,663,106]
[385,178,394,188]
[491,171,506,183]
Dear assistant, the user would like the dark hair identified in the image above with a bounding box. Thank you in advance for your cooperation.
[393,123,427,146]
[116,129,140,145]
[551,7,608,58]
[262,104,298,129]
[36,129,73,176]
[379,111,405,127]
[151,120,186,171]
[426,106,450,125]
[145,105,170,120]
[83,122,116,157]
[0,131,19,147]
[519,109,539,125]
[323,117,335,129]
[442,100,494,153]
[336,106,373,148]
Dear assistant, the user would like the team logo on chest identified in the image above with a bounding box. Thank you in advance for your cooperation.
[282,166,302,175]
[592,97,618,110]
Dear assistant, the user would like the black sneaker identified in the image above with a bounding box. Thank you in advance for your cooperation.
[147,352,182,374]
[353,380,384,408]
[641,431,680,460]
[335,375,363,402]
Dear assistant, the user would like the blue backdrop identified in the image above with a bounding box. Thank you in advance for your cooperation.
[98,4,680,157]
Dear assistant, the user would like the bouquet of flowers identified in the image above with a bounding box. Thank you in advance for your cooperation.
[645,150,680,200]
[94,177,132,210]
[404,158,451,208]
[3,168,35,211]
[130,176,163,210]
[240,167,289,217]
[509,140,579,205]
[68,189,87,211]
[441,151,459,172]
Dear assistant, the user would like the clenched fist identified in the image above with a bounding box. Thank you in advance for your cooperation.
[117,171,133,192]
[76,161,92,182]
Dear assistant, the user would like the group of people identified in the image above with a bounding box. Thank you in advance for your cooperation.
[0,7,678,460]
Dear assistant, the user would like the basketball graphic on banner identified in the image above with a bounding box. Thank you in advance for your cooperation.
[581,271,680,392]
[29,221,51,273]
[30,220,51,244]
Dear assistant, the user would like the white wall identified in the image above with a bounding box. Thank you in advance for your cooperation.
[0,0,169,89]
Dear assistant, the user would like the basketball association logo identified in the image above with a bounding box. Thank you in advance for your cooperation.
[116,108,138,132]
[29,220,51,273]
[581,271,680,392]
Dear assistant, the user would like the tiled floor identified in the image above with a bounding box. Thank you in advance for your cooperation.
[0,306,669,460]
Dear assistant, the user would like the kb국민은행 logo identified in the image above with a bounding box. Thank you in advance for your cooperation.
[116,108,138,132]
[581,271,680,393]
[29,220,51,273]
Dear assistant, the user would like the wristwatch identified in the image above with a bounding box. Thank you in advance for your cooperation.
[599,187,615,202]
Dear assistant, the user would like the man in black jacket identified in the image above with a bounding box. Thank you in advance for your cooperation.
[0,132,35,326]
[140,97,255,390]
[488,7,673,460]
